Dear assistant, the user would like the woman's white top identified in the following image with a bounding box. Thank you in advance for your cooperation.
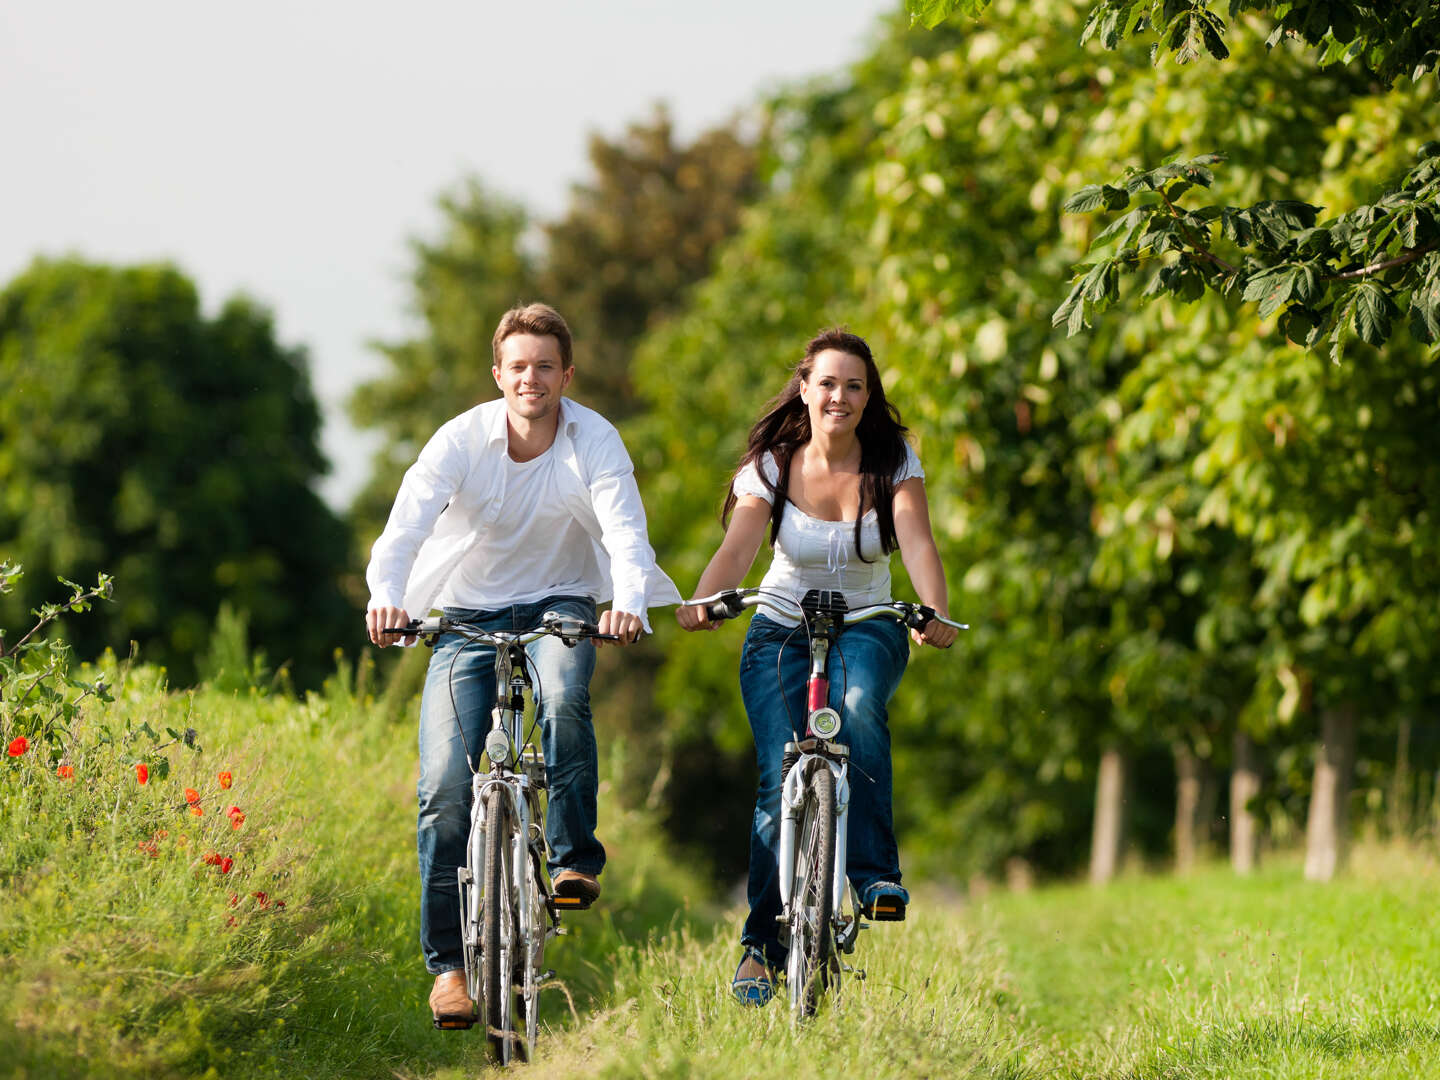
[733,445,924,626]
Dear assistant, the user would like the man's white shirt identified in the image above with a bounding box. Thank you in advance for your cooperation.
[365,397,680,630]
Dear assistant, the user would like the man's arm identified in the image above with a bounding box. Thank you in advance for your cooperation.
[364,421,469,646]
[586,428,681,645]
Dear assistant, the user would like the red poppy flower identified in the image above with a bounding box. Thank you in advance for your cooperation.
[190,805,204,817]
[7,736,29,757]
[184,788,200,805]
[218,771,233,789]
[228,893,240,907]
[56,764,75,779]
[135,763,149,784]
[203,851,221,865]
[218,856,234,874]
[252,891,268,907]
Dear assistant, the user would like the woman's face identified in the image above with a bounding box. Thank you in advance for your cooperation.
[800,348,870,439]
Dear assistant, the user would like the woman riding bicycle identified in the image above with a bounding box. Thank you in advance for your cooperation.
[676,328,957,1006]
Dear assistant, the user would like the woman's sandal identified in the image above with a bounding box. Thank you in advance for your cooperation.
[731,946,775,1007]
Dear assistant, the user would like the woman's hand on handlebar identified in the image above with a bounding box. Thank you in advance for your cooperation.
[913,617,958,649]
[367,605,415,647]
[675,602,717,632]
[597,608,643,647]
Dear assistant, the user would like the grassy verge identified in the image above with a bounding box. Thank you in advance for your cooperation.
[523,848,1440,1080]
[1,655,715,1080]
[6,656,1438,1079]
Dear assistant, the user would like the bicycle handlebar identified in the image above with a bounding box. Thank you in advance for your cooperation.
[379,613,621,645]
[683,588,969,632]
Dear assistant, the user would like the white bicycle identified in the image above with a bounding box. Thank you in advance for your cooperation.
[389,612,616,1063]
[683,587,966,1018]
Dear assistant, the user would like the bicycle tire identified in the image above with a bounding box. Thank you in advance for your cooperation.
[481,787,520,1063]
[786,761,835,1019]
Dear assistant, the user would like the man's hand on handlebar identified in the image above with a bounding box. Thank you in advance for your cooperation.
[367,605,416,647]
[597,609,643,647]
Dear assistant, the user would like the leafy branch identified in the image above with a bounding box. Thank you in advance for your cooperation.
[0,565,116,669]
[1053,146,1440,361]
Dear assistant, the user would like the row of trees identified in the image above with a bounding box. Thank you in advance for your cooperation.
[626,0,1440,883]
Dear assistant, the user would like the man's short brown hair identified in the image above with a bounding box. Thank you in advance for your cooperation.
[492,303,574,369]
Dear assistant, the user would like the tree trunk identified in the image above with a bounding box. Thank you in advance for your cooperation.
[1304,706,1357,882]
[1174,742,1203,873]
[1389,716,1412,839]
[1090,747,1129,885]
[1230,731,1261,874]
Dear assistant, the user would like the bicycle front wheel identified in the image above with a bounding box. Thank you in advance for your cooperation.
[481,787,522,1063]
[786,761,836,1019]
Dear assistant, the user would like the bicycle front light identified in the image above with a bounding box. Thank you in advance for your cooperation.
[809,707,842,739]
[485,728,512,767]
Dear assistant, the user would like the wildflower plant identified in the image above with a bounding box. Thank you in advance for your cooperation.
[0,562,115,771]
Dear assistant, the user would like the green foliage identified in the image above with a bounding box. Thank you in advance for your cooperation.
[1056,143,1440,363]
[627,0,1440,882]
[0,258,352,687]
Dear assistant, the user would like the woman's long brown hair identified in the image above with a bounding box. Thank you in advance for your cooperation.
[722,329,910,561]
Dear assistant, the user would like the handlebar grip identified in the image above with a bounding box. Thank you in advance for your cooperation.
[705,590,746,623]
[379,620,423,636]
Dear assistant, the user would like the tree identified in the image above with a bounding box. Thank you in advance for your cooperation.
[0,258,352,688]
[908,1,1440,361]
[542,107,761,419]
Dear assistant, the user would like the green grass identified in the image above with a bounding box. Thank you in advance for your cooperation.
[5,661,1439,1079]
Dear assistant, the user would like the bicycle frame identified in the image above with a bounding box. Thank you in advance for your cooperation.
[775,592,861,957]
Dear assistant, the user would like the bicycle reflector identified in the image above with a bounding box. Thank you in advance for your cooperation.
[809,706,842,739]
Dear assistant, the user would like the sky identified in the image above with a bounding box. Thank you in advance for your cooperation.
[1,0,898,508]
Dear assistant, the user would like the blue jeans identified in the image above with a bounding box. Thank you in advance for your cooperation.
[738,613,909,967]
[416,595,603,975]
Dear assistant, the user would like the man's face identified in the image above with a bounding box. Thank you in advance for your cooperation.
[493,333,572,422]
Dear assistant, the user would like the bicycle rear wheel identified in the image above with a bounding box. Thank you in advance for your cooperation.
[481,787,522,1063]
[786,761,835,1019]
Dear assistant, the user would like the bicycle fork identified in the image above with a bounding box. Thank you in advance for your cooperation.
[777,752,850,908]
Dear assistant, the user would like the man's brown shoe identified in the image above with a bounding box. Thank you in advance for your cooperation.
[429,969,476,1030]
[552,869,600,910]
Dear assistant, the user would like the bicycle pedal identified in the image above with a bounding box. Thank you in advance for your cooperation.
[432,1016,477,1031]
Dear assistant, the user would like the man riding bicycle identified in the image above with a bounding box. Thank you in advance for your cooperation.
[365,302,680,1028]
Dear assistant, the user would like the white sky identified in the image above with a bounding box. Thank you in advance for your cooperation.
[1,1,897,507]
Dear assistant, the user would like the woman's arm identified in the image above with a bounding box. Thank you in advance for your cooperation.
[675,497,772,631]
[892,477,959,648]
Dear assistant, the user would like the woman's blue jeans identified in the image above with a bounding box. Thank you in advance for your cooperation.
[738,612,909,967]
[416,595,603,975]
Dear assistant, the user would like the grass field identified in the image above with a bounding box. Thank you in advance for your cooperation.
[4,658,1438,1079]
